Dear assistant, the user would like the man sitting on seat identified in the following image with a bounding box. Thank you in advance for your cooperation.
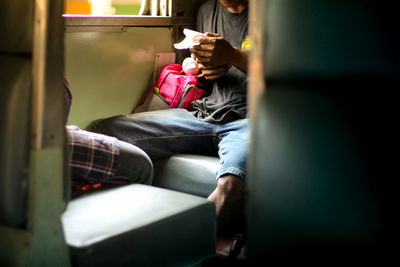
[91,0,249,235]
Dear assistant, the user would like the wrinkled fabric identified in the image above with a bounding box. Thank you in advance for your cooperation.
[66,125,130,186]
[191,0,248,123]
[91,109,249,181]
[63,74,72,121]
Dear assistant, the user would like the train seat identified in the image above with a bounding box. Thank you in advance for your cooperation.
[62,184,215,266]
[153,154,218,198]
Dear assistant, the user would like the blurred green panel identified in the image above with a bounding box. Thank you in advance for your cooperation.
[0,1,33,53]
[113,4,141,15]
[65,27,173,129]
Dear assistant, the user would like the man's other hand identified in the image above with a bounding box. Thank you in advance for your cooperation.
[198,63,231,80]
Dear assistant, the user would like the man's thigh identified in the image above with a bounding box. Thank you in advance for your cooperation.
[92,109,218,159]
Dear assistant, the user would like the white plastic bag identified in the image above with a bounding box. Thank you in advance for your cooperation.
[174,29,205,50]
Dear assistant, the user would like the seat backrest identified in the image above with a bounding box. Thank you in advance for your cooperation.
[0,1,33,227]
[247,0,398,264]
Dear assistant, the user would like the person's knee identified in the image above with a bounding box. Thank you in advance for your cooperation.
[117,140,154,185]
[89,116,122,136]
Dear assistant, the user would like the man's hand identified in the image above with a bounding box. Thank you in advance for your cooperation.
[199,63,231,80]
[190,32,248,76]
[191,33,235,66]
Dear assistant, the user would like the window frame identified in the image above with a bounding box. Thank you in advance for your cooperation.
[63,15,173,27]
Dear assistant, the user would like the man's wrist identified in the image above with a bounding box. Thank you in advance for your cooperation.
[230,47,241,66]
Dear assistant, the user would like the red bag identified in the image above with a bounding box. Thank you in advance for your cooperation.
[134,64,207,113]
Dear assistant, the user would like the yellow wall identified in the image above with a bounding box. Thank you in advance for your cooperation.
[65,27,173,128]
[64,1,91,14]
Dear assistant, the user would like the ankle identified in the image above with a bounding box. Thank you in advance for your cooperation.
[217,175,245,195]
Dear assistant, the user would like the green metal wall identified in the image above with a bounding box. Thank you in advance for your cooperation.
[65,27,173,128]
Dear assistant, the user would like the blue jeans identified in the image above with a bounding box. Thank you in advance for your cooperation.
[91,109,249,181]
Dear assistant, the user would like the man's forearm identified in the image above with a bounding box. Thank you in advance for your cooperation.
[230,47,248,74]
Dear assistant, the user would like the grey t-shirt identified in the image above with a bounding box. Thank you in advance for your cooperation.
[191,0,248,123]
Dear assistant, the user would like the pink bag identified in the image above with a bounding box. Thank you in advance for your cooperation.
[134,64,207,113]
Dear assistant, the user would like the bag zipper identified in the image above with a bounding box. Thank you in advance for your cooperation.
[177,84,197,108]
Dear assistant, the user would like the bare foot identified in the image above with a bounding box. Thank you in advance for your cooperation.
[207,174,246,233]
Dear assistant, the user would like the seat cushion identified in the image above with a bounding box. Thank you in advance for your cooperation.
[153,154,219,198]
[62,184,216,266]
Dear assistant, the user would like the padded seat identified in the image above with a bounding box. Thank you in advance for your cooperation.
[153,154,219,198]
[62,184,216,266]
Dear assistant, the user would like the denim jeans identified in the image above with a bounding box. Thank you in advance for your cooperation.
[91,109,249,181]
